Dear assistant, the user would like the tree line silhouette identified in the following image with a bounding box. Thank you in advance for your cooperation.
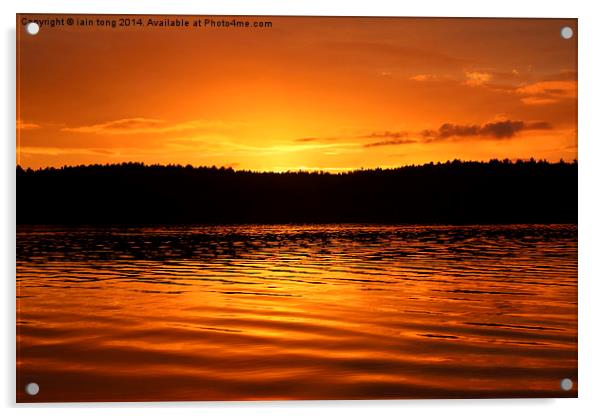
[17,159,577,225]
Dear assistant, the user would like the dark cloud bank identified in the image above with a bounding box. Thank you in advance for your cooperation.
[364,120,552,148]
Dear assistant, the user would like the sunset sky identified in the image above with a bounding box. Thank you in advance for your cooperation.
[17,15,577,171]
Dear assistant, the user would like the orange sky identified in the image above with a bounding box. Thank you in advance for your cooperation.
[17,15,577,171]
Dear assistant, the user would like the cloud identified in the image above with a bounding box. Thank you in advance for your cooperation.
[361,131,409,140]
[524,121,554,130]
[17,120,41,130]
[520,97,558,105]
[360,131,418,147]
[223,139,359,157]
[364,138,419,148]
[295,137,320,142]
[61,118,232,135]
[18,146,117,156]
[358,130,419,147]
[424,120,552,141]
[516,80,577,105]
[409,74,439,82]
[464,71,492,86]
[294,136,344,144]
[363,120,552,148]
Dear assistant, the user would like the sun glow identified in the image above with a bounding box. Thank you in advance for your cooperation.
[17,16,576,170]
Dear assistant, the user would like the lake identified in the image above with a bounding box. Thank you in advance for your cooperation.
[16,224,578,402]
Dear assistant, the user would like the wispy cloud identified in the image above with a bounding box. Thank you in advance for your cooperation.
[464,71,492,86]
[61,118,233,135]
[516,80,577,105]
[409,74,439,82]
[364,138,419,148]
[360,131,418,148]
[18,146,118,156]
[361,131,410,140]
[295,137,326,143]
[17,120,41,130]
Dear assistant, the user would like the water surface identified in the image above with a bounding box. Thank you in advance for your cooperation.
[16,224,578,401]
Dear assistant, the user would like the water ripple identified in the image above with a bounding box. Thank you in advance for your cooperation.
[17,224,577,401]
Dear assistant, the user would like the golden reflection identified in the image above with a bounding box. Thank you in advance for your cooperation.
[17,224,577,401]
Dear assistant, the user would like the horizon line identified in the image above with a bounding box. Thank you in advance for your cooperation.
[16,157,578,175]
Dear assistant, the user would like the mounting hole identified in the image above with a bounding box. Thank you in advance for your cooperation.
[25,382,39,396]
[560,378,573,391]
[26,22,40,36]
[560,26,573,40]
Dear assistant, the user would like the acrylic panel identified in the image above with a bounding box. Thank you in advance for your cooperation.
[16,14,578,402]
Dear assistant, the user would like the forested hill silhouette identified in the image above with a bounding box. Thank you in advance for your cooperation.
[17,159,577,225]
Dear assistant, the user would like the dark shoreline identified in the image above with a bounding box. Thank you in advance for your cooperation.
[17,159,577,225]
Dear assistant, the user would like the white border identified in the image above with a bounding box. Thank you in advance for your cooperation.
[3,1,601,415]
